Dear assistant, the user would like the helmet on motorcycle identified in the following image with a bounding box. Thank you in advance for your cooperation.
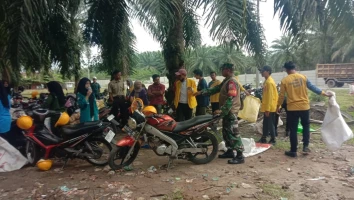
[54,112,70,127]
[142,106,157,115]
[31,91,39,98]
[16,115,33,130]
[37,159,53,171]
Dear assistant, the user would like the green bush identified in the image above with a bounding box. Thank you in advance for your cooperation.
[309,92,326,102]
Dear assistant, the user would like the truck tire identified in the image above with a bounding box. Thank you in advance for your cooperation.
[326,80,336,88]
[336,82,345,87]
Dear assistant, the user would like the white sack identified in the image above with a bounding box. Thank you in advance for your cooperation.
[321,91,354,151]
[0,137,28,172]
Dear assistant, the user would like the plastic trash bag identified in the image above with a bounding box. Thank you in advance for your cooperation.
[349,84,354,95]
[321,91,354,151]
[0,137,28,172]
[239,96,261,123]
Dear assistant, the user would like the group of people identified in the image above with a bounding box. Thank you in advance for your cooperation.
[172,61,332,164]
[0,60,332,165]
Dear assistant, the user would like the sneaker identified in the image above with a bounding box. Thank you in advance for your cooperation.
[268,139,276,145]
[303,147,311,155]
[227,156,245,164]
[218,149,234,159]
[258,138,267,144]
[285,151,297,158]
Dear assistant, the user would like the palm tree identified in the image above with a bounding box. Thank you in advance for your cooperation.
[332,35,354,63]
[187,45,217,74]
[268,36,298,71]
[274,0,354,36]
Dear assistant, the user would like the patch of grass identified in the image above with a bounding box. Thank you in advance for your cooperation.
[331,89,354,118]
[163,189,185,200]
[345,138,354,146]
[260,183,292,199]
[271,140,290,151]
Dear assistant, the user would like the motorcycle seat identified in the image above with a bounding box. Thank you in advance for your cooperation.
[173,115,213,133]
[61,121,102,136]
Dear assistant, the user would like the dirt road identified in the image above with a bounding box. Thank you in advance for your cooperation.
[1,123,354,200]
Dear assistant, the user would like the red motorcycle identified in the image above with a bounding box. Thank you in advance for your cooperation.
[20,109,114,168]
[108,99,220,170]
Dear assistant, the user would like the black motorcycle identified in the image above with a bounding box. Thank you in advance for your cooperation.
[22,109,114,168]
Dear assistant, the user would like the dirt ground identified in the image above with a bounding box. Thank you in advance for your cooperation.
[1,116,354,200]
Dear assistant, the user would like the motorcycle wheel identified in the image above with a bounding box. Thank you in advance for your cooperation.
[85,138,112,166]
[26,141,40,166]
[108,143,141,170]
[188,131,218,165]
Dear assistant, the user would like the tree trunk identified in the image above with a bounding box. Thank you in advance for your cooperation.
[163,1,184,105]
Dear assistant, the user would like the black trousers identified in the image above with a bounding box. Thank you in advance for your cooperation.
[211,102,220,113]
[262,112,276,139]
[176,103,193,122]
[196,106,206,116]
[110,96,129,126]
[287,110,310,152]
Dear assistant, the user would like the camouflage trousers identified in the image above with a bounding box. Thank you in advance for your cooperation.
[222,113,244,153]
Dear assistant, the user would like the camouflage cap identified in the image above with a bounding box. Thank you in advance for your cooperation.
[220,63,235,70]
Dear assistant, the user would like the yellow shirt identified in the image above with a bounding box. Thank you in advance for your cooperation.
[209,80,221,103]
[277,73,311,111]
[174,78,197,109]
[261,76,278,112]
[235,76,245,91]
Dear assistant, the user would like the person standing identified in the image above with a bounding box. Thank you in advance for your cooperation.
[43,81,66,111]
[193,69,209,116]
[77,78,99,123]
[148,74,165,114]
[208,72,221,113]
[130,80,149,106]
[0,81,12,144]
[258,66,278,144]
[278,61,332,157]
[108,70,128,125]
[91,77,101,99]
[197,63,245,164]
[174,69,197,122]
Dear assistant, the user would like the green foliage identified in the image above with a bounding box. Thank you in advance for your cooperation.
[309,92,326,103]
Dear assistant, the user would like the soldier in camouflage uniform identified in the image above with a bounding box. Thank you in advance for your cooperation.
[196,63,245,164]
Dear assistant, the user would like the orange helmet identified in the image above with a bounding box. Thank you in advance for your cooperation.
[31,91,39,99]
[37,159,53,171]
[142,106,157,115]
[55,112,70,127]
[16,116,33,130]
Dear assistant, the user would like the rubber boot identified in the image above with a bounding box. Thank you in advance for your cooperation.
[227,151,245,164]
[218,149,234,159]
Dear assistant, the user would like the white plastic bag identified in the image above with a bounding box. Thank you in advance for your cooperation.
[239,96,261,123]
[349,84,354,95]
[0,137,28,172]
[321,91,354,151]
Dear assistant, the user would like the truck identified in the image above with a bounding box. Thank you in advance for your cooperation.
[316,63,354,88]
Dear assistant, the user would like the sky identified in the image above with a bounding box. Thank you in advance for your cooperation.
[132,0,284,53]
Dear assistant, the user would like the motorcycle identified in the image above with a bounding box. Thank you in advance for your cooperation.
[108,99,220,170]
[20,109,115,168]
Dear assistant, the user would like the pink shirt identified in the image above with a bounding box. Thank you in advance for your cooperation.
[148,83,165,105]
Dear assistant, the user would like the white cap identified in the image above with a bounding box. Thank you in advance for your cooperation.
[93,76,97,80]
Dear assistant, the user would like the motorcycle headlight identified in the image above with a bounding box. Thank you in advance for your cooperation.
[127,117,137,130]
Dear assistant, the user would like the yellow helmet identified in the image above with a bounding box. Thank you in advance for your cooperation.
[142,106,157,115]
[37,159,53,171]
[55,112,70,127]
[131,98,144,113]
[16,116,33,130]
[31,91,39,98]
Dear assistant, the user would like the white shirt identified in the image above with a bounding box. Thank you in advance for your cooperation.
[179,80,188,103]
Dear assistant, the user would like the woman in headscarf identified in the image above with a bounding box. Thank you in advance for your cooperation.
[129,80,149,106]
[126,79,134,97]
[0,81,12,143]
[77,77,98,123]
[43,81,66,111]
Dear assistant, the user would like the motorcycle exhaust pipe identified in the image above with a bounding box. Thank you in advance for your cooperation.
[144,124,178,150]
